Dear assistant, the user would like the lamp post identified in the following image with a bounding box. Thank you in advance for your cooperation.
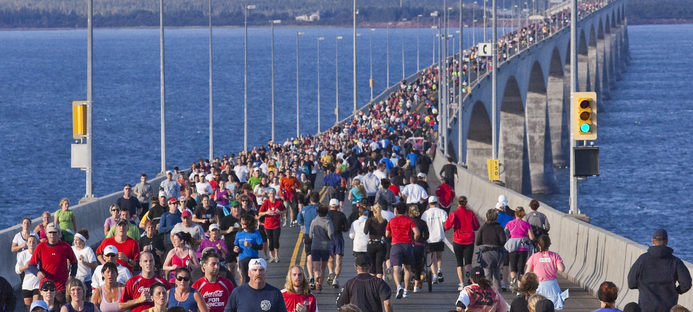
[353,0,357,113]
[431,11,440,65]
[85,0,94,199]
[484,0,487,42]
[473,2,477,46]
[387,22,392,87]
[369,28,375,101]
[458,0,464,164]
[244,4,255,151]
[317,37,324,133]
[401,18,406,80]
[417,14,422,71]
[159,0,165,176]
[525,1,529,30]
[208,0,213,159]
[270,19,281,142]
[335,36,343,124]
[296,32,304,137]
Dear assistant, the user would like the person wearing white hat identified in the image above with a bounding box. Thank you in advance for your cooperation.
[226,258,287,312]
[91,245,133,289]
[421,196,448,285]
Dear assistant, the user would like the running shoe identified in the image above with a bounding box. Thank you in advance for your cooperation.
[413,286,420,293]
[309,277,316,290]
[385,268,393,282]
[432,274,438,284]
[316,283,322,294]
[458,283,465,291]
[437,270,444,283]
[403,289,409,298]
[500,282,508,292]
[332,278,339,288]
[396,286,404,299]
[327,273,335,285]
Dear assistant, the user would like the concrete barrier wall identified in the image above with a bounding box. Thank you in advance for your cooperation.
[431,148,693,309]
[0,173,176,289]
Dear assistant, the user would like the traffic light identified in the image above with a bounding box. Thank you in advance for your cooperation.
[573,92,597,140]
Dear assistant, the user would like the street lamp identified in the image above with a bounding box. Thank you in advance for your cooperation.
[243,4,255,151]
[296,32,304,137]
[431,11,439,65]
[208,0,213,159]
[473,2,477,46]
[369,28,375,101]
[335,36,343,124]
[386,22,392,87]
[401,18,406,80]
[270,19,281,142]
[484,0,487,42]
[158,0,165,176]
[417,14,422,71]
[317,37,325,133]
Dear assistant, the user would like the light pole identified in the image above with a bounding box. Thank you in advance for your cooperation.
[353,0,357,113]
[458,0,464,164]
[473,2,477,45]
[296,32,304,137]
[244,4,255,151]
[208,0,213,160]
[387,22,392,87]
[401,18,406,80]
[335,36,343,124]
[317,37,324,133]
[484,0,487,42]
[417,14,422,71]
[85,0,94,199]
[159,0,165,176]
[525,1,529,31]
[369,28,375,101]
[270,19,281,142]
[431,11,439,65]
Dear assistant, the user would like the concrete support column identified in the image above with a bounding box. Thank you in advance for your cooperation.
[588,43,598,92]
[499,108,526,194]
[466,102,493,178]
[547,75,568,167]
[525,92,559,194]
[578,53,589,92]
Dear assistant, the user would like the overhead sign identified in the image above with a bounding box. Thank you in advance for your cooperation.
[478,43,493,56]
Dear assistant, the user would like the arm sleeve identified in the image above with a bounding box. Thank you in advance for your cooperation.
[297,210,305,226]
[444,213,454,231]
[70,262,78,277]
[335,282,349,307]
[676,259,692,294]
[627,256,642,290]
[476,227,483,246]
[158,214,170,234]
[543,215,551,232]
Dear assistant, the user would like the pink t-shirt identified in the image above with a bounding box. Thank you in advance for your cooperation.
[506,219,531,251]
[526,251,563,281]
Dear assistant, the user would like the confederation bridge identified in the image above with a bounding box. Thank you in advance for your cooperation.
[446,0,629,195]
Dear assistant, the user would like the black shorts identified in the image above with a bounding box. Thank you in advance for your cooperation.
[303,234,312,256]
[428,241,445,252]
[311,249,331,262]
[453,242,474,267]
[390,243,414,267]
[330,237,344,256]
[22,289,38,299]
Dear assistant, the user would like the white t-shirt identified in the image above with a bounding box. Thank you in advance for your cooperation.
[196,182,213,195]
[421,207,448,243]
[15,250,39,291]
[12,232,28,249]
[72,246,97,282]
[91,263,132,289]
[381,210,395,222]
[234,166,249,183]
[349,216,369,253]
[401,184,428,204]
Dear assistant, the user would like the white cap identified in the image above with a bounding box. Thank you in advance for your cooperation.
[417,172,426,178]
[495,202,505,210]
[498,195,508,206]
[428,196,438,203]
[206,174,214,182]
[209,223,220,231]
[158,191,166,197]
[104,245,118,255]
[329,198,339,207]
[166,170,172,175]
[248,258,267,270]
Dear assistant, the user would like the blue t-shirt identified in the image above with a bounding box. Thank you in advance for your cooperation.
[234,230,263,260]
[497,212,514,228]
[591,309,622,312]
[406,153,418,168]
[227,283,287,312]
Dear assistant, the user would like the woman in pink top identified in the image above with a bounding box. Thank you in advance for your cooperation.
[525,235,566,310]
[505,207,534,290]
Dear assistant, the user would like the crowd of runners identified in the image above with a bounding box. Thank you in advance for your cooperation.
[2,1,690,311]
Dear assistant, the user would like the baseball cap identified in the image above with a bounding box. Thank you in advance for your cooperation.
[158,190,166,197]
[45,223,59,233]
[417,172,426,178]
[652,228,668,241]
[329,198,339,207]
[229,200,240,207]
[469,266,485,280]
[168,198,178,204]
[104,245,118,256]
[181,211,192,218]
[248,258,267,270]
[355,254,371,267]
[428,196,438,203]
[30,300,49,312]
[116,219,129,227]
[40,280,56,291]
[495,202,504,210]
[166,170,172,175]
[209,224,220,231]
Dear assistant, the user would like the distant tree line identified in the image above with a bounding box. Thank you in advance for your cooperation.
[0,0,689,29]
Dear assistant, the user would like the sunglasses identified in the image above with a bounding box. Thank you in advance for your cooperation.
[105,254,117,257]
[41,287,56,292]
[176,276,190,282]
[111,209,118,212]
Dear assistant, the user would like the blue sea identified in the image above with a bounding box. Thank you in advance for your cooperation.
[2,24,693,261]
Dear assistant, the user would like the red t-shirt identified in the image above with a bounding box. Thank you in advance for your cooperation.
[259,199,285,229]
[385,215,416,244]
[281,290,318,312]
[120,274,171,312]
[192,276,234,312]
[96,237,141,272]
[388,185,401,197]
[29,241,77,291]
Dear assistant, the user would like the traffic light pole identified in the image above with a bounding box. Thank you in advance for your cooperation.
[569,0,578,214]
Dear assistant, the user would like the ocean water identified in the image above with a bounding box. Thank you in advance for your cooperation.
[2,24,693,261]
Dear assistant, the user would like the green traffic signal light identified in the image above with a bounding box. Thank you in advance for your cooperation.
[580,123,591,133]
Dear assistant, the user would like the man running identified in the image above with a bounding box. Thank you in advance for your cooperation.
[192,251,234,312]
